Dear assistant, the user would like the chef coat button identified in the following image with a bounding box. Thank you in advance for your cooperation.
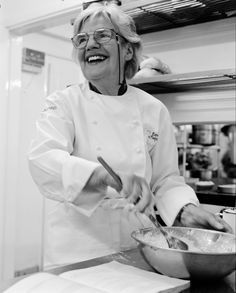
[96,146,102,151]
[136,147,142,153]
[132,120,139,126]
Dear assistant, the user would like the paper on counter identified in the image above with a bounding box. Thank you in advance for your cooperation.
[61,261,190,293]
[3,272,106,293]
[4,261,190,293]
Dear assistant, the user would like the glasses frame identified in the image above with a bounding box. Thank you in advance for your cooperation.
[71,28,124,49]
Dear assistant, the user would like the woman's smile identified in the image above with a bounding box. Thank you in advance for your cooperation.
[86,54,108,64]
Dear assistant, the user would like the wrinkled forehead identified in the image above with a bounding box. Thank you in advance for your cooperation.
[78,11,117,33]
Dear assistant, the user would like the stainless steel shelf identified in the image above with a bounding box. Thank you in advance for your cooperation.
[177,143,221,150]
[129,68,236,94]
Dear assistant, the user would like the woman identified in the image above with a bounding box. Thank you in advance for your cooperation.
[28,3,231,268]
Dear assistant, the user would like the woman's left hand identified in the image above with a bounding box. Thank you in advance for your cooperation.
[178,204,233,233]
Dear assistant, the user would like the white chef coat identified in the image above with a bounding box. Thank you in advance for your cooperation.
[28,80,199,268]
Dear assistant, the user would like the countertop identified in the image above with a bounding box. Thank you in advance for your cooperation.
[1,248,235,293]
[196,190,236,207]
[187,180,236,207]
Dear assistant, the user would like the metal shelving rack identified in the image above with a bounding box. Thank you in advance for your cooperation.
[130,68,236,94]
[122,0,236,35]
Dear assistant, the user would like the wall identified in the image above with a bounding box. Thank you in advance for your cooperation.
[0,25,9,282]
[0,26,25,280]
[141,18,235,124]
[1,0,82,27]
[141,18,235,73]
[12,32,83,274]
[0,0,133,28]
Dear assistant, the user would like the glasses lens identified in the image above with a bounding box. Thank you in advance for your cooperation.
[94,29,114,44]
[72,33,88,48]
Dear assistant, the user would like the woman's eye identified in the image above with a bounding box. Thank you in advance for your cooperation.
[99,35,110,42]
[97,30,111,41]
[78,37,87,44]
[101,32,110,38]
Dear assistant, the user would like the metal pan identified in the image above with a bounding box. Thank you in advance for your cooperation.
[217,184,236,194]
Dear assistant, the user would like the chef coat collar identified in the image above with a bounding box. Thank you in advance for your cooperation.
[89,81,127,96]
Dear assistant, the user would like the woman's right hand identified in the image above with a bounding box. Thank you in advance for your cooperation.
[88,166,153,212]
[86,165,122,192]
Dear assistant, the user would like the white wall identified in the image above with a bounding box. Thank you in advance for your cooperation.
[0,0,132,28]
[141,18,235,124]
[0,25,10,282]
[12,33,83,274]
[1,0,82,27]
[14,58,46,275]
[156,88,235,125]
[141,18,235,73]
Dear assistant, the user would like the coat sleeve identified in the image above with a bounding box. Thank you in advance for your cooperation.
[28,91,104,212]
[150,104,199,226]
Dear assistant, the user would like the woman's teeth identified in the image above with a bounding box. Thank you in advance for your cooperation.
[87,55,106,63]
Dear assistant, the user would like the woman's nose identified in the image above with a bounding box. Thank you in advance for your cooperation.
[86,34,100,49]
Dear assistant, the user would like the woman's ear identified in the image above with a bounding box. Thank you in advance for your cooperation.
[124,43,133,61]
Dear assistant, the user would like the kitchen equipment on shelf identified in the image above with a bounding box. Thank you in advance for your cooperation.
[131,227,236,279]
[220,207,236,234]
[192,125,216,146]
[218,184,236,194]
[221,124,236,165]
[195,181,215,191]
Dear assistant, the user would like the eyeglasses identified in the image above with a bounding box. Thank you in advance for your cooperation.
[71,28,122,49]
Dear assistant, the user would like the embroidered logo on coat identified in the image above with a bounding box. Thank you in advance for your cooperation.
[42,105,57,112]
[145,129,159,151]
[149,131,158,141]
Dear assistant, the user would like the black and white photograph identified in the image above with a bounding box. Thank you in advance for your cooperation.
[0,0,235,292]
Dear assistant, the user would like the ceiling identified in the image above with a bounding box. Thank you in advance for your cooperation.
[43,23,74,41]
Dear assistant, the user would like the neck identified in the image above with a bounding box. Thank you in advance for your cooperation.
[89,80,127,96]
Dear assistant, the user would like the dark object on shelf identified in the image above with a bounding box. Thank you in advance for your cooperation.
[196,190,236,207]
[126,0,236,35]
[221,152,236,178]
[221,124,236,136]
[221,124,236,178]
[188,151,212,170]
[192,125,216,145]
[195,181,215,191]
[190,169,216,181]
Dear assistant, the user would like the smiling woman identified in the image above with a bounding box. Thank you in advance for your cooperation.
[27,2,232,269]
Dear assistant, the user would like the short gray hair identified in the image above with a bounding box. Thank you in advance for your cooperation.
[72,3,142,79]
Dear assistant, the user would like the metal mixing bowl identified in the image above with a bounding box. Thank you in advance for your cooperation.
[131,227,236,279]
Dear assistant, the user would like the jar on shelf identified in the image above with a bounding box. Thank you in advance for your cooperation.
[192,125,216,146]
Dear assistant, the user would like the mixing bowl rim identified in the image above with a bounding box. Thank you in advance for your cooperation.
[131,227,236,255]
